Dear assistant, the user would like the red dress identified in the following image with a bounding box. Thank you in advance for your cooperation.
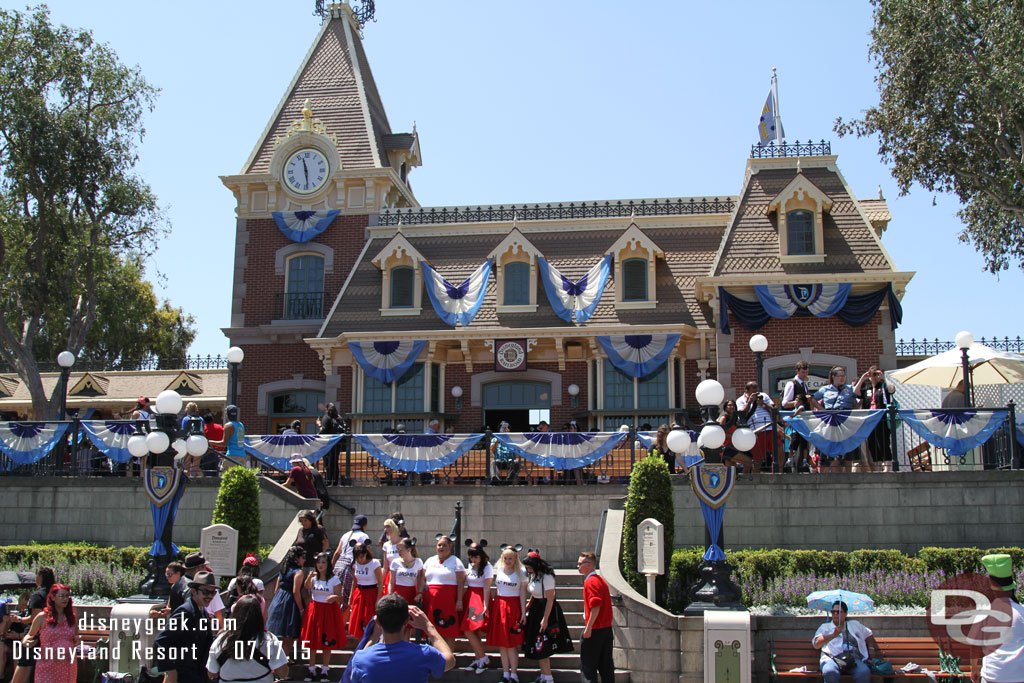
[301,575,346,652]
[35,620,77,683]
[346,560,381,638]
[423,555,465,638]
[487,567,525,648]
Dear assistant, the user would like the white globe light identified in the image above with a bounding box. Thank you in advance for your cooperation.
[731,427,757,453]
[955,330,974,349]
[56,351,76,368]
[699,424,726,450]
[666,429,691,454]
[127,434,149,458]
[451,385,463,398]
[172,439,188,457]
[567,383,580,396]
[186,434,209,456]
[695,379,725,407]
[749,334,768,353]
[226,346,245,364]
[155,390,183,416]
[146,430,170,455]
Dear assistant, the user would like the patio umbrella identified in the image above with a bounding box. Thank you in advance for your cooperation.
[806,589,874,613]
[889,343,1024,388]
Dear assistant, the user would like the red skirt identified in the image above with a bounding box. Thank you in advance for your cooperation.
[459,586,488,632]
[393,583,418,605]
[487,595,524,648]
[426,584,460,638]
[301,600,346,652]
[347,584,379,638]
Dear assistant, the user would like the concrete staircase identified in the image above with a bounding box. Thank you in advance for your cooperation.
[283,569,629,682]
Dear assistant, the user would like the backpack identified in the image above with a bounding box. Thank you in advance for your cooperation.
[311,468,330,509]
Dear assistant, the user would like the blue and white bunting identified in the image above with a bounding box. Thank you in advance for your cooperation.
[243,434,345,471]
[493,431,628,470]
[349,340,427,384]
[897,409,1008,456]
[421,259,493,327]
[0,422,71,465]
[272,210,340,243]
[538,255,612,323]
[81,420,140,463]
[755,283,851,319]
[352,433,484,472]
[783,409,886,457]
[596,334,680,378]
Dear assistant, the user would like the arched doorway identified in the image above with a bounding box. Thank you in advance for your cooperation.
[482,381,551,432]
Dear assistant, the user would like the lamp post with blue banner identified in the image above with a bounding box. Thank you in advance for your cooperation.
[683,379,753,615]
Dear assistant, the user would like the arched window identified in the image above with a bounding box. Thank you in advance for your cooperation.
[285,254,325,319]
[390,266,415,308]
[622,258,648,302]
[503,262,530,305]
[787,210,814,255]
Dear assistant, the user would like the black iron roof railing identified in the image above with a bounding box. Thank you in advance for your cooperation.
[750,139,831,159]
[895,336,1024,357]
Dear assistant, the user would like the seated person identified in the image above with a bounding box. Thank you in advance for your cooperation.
[812,601,880,683]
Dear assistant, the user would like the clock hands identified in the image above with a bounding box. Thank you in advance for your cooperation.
[301,158,309,189]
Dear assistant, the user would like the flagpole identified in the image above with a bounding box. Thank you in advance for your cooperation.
[772,68,783,148]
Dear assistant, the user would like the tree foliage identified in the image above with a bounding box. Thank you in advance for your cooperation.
[0,6,191,417]
[622,453,674,604]
[835,0,1024,272]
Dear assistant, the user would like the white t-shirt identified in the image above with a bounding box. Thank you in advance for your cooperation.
[465,563,493,588]
[981,601,1024,682]
[390,557,423,587]
[493,567,526,597]
[226,577,265,594]
[207,632,288,683]
[383,541,400,567]
[353,559,382,586]
[334,530,370,572]
[527,573,556,599]
[310,575,341,603]
[813,620,872,664]
[737,392,775,427]
[423,555,466,586]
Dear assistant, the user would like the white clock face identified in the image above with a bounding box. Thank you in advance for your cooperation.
[283,149,329,195]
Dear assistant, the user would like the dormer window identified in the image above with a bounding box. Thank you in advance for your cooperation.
[372,233,425,316]
[489,227,542,313]
[769,173,833,263]
[786,210,814,255]
[609,222,664,309]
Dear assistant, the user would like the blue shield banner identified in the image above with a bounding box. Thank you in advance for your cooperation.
[690,464,736,510]
[144,466,186,507]
[352,433,484,472]
[897,409,1008,456]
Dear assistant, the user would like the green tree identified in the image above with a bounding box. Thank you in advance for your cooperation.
[0,6,184,417]
[835,1,1024,272]
[212,466,262,567]
[622,453,675,604]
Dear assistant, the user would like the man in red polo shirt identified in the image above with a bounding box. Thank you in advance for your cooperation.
[577,551,614,682]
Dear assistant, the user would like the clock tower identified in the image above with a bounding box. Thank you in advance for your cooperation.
[220,1,420,434]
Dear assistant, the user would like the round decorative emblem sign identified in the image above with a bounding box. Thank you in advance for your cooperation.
[497,341,525,370]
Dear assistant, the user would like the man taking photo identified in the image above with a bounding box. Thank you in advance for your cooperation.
[346,594,455,682]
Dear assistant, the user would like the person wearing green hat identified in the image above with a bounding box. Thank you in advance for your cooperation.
[970,554,1024,683]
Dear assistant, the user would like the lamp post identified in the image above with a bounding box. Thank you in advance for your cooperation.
[749,334,768,390]
[126,389,208,598]
[56,351,76,420]
[955,330,974,407]
[567,383,580,410]
[451,385,463,411]
[226,346,244,408]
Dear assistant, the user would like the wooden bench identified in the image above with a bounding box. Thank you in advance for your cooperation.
[770,635,971,680]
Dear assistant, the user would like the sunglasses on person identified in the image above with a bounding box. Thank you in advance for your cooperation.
[195,588,217,597]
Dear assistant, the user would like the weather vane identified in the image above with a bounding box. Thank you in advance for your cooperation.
[314,0,376,27]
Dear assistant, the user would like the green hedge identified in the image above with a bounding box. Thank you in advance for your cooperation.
[622,453,674,603]
[0,542,277,573]
[212,466,262,565]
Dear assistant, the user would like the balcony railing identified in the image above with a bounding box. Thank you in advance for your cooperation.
[750,139,831,159]
[275,291,325,320]
[896,336,1024,356]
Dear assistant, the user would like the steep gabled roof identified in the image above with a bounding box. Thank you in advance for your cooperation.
[241,5,395,174]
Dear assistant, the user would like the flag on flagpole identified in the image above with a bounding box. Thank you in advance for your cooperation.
[757,89,783,146]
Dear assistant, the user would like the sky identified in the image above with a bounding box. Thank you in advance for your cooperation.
[14,0,1024,357]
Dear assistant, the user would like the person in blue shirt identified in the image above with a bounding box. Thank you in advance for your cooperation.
[812,366,868,472]
[346,593,454,682]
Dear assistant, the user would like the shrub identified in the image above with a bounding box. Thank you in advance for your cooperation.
[622,453,674,602]
[0,544,199,572]
[917,547,985,574]
[212,466,261,565]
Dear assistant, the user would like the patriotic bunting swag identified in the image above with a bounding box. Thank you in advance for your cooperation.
[718,284,902,333]
[0,422,71,466]
[756,283,851,319]
[349,340,427,383]
[145,466,186,556]
[81,420,140,463]
[272,210,339,242]
[596,334,680,378]
[538,255,612,323]
[421,259,493,327]
[243,434,345,471]
[352,433,484,472]
[897,409,1008,456]
[493,431,627,470]
[690,463,734,562]
[783,409,886,457]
